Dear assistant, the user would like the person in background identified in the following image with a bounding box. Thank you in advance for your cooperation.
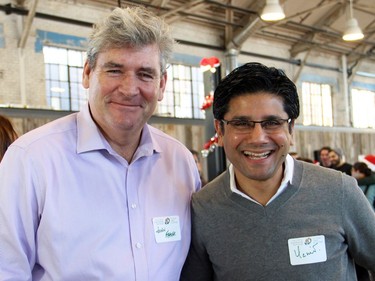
[180,62,375,280]
[0,6,201,280]
[351,161,375,281]
[190,149,208,186]
[352,161,375,208]
[0,114,18,162]
[318,146,332,168]
[329,148,352,175]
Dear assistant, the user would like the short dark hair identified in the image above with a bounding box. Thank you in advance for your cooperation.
[213,62,300,121]
[353,162,372,177]
[189,149,200,158]
[319,146,331,153]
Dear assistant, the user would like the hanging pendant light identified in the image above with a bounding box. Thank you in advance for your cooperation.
[342,0,364,41]
[261,0,285,22]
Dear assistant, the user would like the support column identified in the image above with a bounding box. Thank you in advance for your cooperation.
[203,65,227,182]
[341,55,351,126]
[225,48,239,75]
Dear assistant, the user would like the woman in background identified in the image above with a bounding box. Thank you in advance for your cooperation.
[0,114,18,162]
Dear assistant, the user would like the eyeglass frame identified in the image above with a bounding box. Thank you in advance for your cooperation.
[220,118,292,133]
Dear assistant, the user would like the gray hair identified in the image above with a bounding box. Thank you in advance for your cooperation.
[86,6,175,73]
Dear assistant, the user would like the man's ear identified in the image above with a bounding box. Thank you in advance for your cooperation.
[214,119,224,147]
[289,119,295,146]
[157,72,167,101]
[82,61,91,89]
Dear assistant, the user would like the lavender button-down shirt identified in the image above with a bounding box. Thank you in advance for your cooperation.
[0,104,201,280]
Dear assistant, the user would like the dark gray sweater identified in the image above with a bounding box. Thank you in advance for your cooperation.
[181,160,375,281]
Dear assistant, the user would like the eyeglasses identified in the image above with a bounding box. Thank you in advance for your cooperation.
[220,118,291,133]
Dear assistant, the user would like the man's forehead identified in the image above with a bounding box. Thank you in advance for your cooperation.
[227,94,286,113]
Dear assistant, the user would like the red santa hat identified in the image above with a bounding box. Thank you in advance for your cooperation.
[363,154,375,171]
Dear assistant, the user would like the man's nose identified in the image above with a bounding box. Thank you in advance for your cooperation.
[118,73,139,95]
[249,123,268,140]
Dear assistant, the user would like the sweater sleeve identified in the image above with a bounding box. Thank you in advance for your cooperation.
[180,194,214,281]
[341,175,375,270]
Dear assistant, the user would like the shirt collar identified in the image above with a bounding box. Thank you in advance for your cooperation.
[76,103,108,154]
[132,125,162,161]
[229,154,294,205]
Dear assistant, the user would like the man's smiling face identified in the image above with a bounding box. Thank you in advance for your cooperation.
[215,92,294,185]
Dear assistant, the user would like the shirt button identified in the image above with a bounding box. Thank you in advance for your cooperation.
[135,242,142,249]
[131,203,137,209]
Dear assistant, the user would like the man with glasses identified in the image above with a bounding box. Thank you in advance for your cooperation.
[181,62,375,280]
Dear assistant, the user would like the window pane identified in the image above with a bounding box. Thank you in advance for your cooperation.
[49,64,60,81]
[302,82,333,126]
[352,88,375,128]
[59,65,68,81]
[43,46,68,64]
[68,50,85,67]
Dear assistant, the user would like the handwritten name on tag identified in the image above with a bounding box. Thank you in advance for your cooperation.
[288,235,327,265]
[152,216,181,243]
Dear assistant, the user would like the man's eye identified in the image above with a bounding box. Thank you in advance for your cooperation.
[262,120,281,128]
[139,73,154,81]
[232,120,251,128]
[106,69,121,74]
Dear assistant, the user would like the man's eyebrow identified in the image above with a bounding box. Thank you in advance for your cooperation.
[261,115,284,120]
[230,114,284,120]
[139,67,158,74]
[102,62,123,68]
[101,63,158,74]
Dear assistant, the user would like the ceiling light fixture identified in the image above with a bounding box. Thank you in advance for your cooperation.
[261,0,285,22]
[342,0,364,41]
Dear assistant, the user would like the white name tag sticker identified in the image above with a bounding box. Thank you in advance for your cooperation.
[288,235,327,265]
[152,216,181,243]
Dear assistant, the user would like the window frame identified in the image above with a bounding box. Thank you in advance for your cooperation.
[301,81,333,127]
[43,45,88,111]
[155,63,206,119]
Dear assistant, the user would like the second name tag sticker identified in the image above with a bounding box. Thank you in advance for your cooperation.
[288,235,327,265]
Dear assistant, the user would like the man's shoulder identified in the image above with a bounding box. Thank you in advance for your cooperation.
[189,172,229,220]
[193,171,228,200]
[12,113,77,149]
[298,160,343,176]
[148,125,186,148]
[297,161,358,195]
[296,161,354,185]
